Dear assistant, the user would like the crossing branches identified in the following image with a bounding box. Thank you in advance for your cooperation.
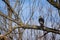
[0,11,60,36]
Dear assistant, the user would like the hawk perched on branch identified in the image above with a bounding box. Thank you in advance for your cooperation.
[38,16,44,26]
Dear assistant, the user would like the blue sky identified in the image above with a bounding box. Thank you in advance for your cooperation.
[0,0,60,40]
[0,0,60,25]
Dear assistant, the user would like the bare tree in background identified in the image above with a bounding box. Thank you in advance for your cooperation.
[0,0,60,40]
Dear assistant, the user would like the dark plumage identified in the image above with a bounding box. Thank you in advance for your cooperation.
[38,16,44,26]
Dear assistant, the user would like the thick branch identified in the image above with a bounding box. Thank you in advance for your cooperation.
[2,0,22,23]
[47,0,60,9]
[0,11,60,35]
[4,25,60,36]
[2,0,17,15]
[0,11,23,26]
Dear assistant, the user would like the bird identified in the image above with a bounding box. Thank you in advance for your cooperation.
[38,16,44,27]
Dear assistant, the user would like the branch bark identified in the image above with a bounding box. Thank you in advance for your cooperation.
[4,25,60,36]
[0,11,60,36]
[0,11,23,26]
[2,0,22,23]
[47,0,60,9]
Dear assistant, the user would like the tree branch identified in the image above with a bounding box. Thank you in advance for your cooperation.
[0,11,23,26]
[2,0,22,23]
[47,0,60,9]
[2,0,17,15]
[0,11,60,36]
[38,32,48,38]
[4,25,60,36]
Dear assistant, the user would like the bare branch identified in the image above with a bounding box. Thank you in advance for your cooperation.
[47,0,60,9]
[4,25,60,36]
[38,32,48,38]
[0,11,60,36]
[2,0,23,23]
[0,11,23,26]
